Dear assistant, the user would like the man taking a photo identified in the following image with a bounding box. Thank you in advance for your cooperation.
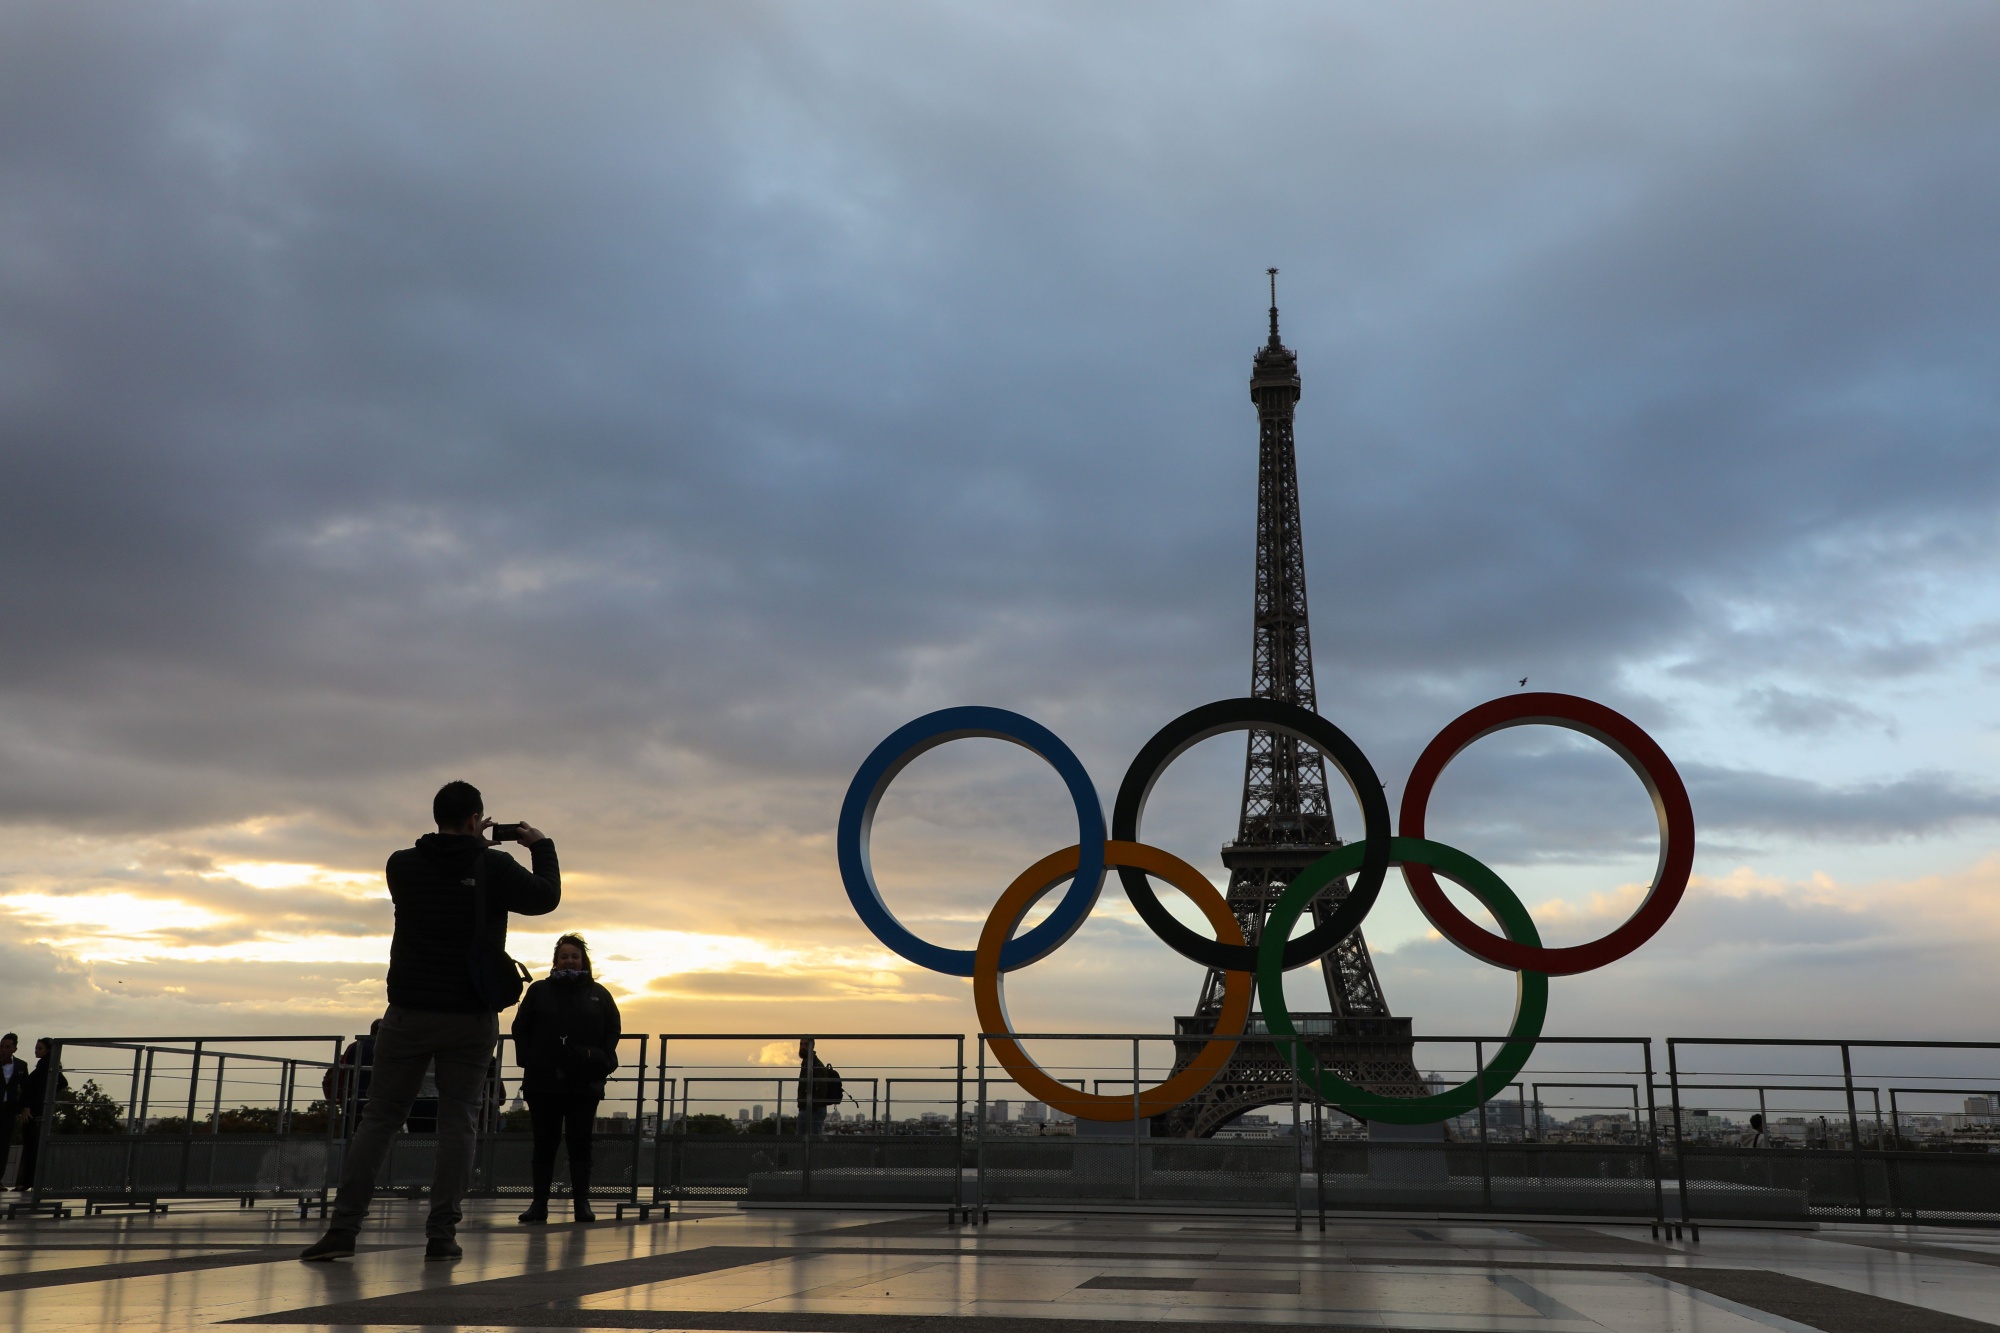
[302,780,559,1262]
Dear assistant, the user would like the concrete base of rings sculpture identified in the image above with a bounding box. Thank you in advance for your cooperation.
[838,693,1695,1127]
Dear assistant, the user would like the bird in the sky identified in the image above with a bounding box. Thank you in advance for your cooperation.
[1519,677,1529,687]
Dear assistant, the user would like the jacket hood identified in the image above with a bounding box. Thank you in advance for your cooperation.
[415,832,489,858]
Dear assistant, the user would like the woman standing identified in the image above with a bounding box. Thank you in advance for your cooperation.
[15,1039,67,1192]
[511,935,620,1223]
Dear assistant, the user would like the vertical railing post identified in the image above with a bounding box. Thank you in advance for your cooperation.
[1666,1039,1694,1241]
[659,1067,671,1205]
[630,1034,648,1208]
[1641,1041,1665,1240]
[1841,1044,1867,1221]
[320,1037,341,1218]
[976,1037,987,1222]
[1314,1062,1326,1233]
[1131,1037,1141,1203]
[179,1040,203,1196]
[125,1047,143,1129]
[1475,1039,1491,1211]
[211,1054,227,1136]
[659,1037,676,1202]
[1889,1087,1913,1224]
[800,1037,813,1204]
[1291,1050,1303,1233]
[123,1046,144,1199]
[953,1037,965,1221]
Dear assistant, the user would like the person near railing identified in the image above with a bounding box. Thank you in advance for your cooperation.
[0,1034,23,1187]
[510,933,620,1224]
[301,780,560,1263]
[14,1038,66,1192]
[322,1020,380,1138]
[797,1038,842,1136]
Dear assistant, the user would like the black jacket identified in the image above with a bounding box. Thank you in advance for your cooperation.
[797,1052,841,1113]
[386,833,561,1013]
[20,1057,66,1119]
[511,973,621,1096]
[0,1057,26,1112]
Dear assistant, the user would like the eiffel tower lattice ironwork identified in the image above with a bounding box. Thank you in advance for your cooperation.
[1156,272,1425,1138]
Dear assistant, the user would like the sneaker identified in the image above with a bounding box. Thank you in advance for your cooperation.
[425,1236,463,1261]
[572,1199,596,1223]
[299,1231,358,1262]
[517,1201,549,1225]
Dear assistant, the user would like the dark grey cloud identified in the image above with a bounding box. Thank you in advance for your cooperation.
[1406,736,2000,866]
[0,0,1996,877]
[1687,764,2000,843]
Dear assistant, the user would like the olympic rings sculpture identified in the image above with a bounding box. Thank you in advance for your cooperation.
[838,693,1694,1124]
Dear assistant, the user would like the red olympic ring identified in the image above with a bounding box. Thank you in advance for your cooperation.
[1399,692,1694,976]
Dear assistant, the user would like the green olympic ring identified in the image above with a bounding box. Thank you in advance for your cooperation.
[1256,836,1549,1126]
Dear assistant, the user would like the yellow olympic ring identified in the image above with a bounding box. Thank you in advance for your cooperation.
[974,840,1254,1122]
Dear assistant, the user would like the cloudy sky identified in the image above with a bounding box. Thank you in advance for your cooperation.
[2,2,1998,1062]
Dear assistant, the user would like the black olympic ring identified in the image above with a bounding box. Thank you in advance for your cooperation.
[1110,698,1392,972]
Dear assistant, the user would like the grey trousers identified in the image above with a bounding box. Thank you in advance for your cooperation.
[329,1005,498,1238]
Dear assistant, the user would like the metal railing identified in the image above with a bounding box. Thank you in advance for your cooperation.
[1663,1038,2000,1239]
[970,1032,1668,1232]
[648,1034,968,1220]
[15,1029,1998,1233]
[16,1036,344,1217]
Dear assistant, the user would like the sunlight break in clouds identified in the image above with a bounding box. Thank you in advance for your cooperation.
[2,892,228,958]
[210,862,380,894]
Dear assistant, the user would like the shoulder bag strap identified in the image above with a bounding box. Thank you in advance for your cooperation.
[468,849,493,974]
[471,849,487,934]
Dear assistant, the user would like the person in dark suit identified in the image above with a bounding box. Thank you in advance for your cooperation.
[0,1033,24,1186]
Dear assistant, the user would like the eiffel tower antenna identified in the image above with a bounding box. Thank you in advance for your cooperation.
[1157,274,1424,1137]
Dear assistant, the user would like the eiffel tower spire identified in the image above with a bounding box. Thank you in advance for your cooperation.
[1191,269,1391,1018]
[1158,275,1420,1138]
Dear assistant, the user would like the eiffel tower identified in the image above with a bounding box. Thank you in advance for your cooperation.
[1156,273,1424,1138]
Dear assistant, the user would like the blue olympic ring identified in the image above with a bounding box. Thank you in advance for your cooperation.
[836,706,1107,977]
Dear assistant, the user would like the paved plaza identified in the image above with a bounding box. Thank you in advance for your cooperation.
[1,1202,1997,1332]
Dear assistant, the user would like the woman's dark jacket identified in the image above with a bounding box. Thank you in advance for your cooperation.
[511,973,621,1098]
[21,1057,67,1118]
